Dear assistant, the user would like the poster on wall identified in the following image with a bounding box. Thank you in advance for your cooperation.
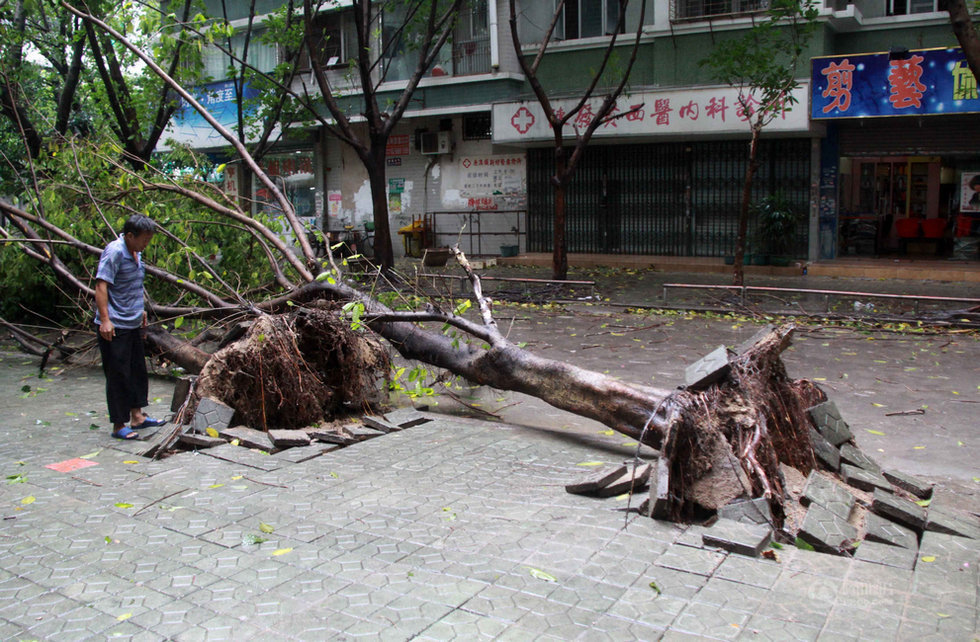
[328,191,343,219]
[458,156,525,196]
[962,171,980,213]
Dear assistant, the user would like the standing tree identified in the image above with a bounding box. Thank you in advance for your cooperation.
[947,0,980,83]
[508,0,645,281]
[699,0,818,286]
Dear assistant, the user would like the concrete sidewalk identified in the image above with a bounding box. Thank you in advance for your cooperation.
[2,320,978,641]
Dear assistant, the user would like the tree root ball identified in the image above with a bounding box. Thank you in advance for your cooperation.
[194,308,390,430]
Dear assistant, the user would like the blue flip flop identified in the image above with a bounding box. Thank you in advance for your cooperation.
[112,426,140,440]
[132,417,167,430]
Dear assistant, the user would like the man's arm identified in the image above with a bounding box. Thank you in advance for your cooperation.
[95,279,115,340]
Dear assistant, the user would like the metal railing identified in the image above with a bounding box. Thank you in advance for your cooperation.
[671,0,770,21]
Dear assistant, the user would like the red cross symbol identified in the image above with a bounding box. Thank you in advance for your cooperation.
[511,107,535,134]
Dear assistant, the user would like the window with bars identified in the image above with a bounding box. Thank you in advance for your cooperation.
[671,0,770,21]
[888,0,948,15]
[301,10,357,70]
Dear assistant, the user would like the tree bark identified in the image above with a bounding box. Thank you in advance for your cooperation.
[948,0,980,84]
[733,124,761,287]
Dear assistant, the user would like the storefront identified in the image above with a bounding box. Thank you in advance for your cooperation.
[812,47,980,260]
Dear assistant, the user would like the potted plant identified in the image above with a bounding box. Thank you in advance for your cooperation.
[753,194,801,267]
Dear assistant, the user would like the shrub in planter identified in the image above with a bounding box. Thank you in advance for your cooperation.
[753,194,802,263]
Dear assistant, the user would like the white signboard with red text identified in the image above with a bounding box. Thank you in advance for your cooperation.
[492,83,810,144]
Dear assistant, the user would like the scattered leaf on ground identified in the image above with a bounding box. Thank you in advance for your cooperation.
[920,556,935,563]
[21,496,35,504]
[649,581,661,595]
[866,429,886,436]
[122,460,139,464]
[271,548,293,556]
[795,537,815,551]
[259,522,275,534]
[526,567,557,582]
[116,613,133,622]
[915,498,932,507]
[576,461,604,467]
[114,503,134,509]
[206,427,219,438]
[80,451,100,459]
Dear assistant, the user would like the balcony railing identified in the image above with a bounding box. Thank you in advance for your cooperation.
[452,36,491,76]
[671,0,770,21]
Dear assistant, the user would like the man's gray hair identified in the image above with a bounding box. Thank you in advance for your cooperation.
[123,214,156,236]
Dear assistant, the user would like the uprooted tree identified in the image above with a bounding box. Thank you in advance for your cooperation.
[0,2,828,528]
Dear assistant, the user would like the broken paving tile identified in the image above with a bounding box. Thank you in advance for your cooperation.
[218,426,274,452]
[882,469,933,499]
[170,376,195,413]
[872,489,926,531]
[809,428,841,472]
[362,416,401,433]
[798,503,858,554]
[201,443,282,472]
[271,446,327,464]
[650,455,672,520]
[565,464,628,495]
[383,408,431,428]
[596,463,653,498]
[268,430,311,448]
[841,464,892,493]
[853,539,917,570]
[308,429,356,446]
[736,324,777,355]
[702,518,772,557]
[864,512,919,550]
[684,345,731,390]
[839,443,880,474]
[178,433,226,449]
[192,397,235,435]
[925,506,980,539]
[807,401,853,446]
[344,423,385,440]
[718,497,773,526]
[801,470,855,521]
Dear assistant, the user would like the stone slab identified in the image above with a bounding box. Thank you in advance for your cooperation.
[565,464,628,495]
[343,423,386,440]
[384,408,431,428]
[864,512,919,550]
[718,497,773,526]
[807,400,853,446]
[595,463,652,498]
[271,445,328,464]
[177,433,226,449]
[798,502,858,554]
[882,469,933,499]
[853,539,918,570]
[736,324,777,355]
[839,443,880,473]
[170,377,195,413]
[200,443,282,472]
[192,397,235,435]
[809,428,841,472]
[650,455,672,520]
[684,345,731,390]
[841,464,892,493]
[268,430,312,448]
[362,416,401,433]
[307,429,356,446]
[801,470,855,521]
[218,426,275,452]
[702,518,772,557]
[925,506,980,539]
[872,489,926,531]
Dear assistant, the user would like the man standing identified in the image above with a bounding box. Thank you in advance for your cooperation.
[95,214,167,440]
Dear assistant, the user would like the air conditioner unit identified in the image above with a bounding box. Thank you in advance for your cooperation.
[420,131,452,155]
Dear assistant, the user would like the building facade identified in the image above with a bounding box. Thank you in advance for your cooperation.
[170,0,978,261]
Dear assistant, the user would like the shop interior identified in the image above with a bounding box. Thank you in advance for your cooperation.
[838,156,980,260]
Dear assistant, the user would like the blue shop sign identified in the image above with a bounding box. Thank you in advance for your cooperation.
[811,47,979,119]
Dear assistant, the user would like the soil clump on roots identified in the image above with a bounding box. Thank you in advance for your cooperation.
[193,307,390,430]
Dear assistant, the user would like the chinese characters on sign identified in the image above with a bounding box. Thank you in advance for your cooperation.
[492,85,809,143]
[812,47,980,119]
[459,156,525,207]
[386,134,411,157]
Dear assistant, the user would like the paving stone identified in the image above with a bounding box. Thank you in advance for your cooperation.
[384,408,432,428]
[218,425,275,451]
[798,503,858,554]
[878,475,930,507]
[717,497,772,526]
[649,453,671,519]
[200,443,282,471]
[809,428,841,471]
[864,512,919,549]
[178,433,226,449]
[271,445,329,463]
[925,505,980,539]
[839,443,880,473]
[807,400,853,446]
[170,376,195,412]
[853,540,917,570]
[268,429,311,448]
[595,463,652,498]
[191,397,235,434]
[343,423,386,440]
[702,518,772,557]
[872,488,926,530]
[736,324,777,355]
[841,463,892,493]
[684,345,730,390]
[362,415,401,433]
[565,464,628,495]
[308,428,357,445]
[801,470,855,521]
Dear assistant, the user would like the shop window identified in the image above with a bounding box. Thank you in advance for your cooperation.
[888,0,948,14]
[671,0,770,21]
[557,0,625,39]
[463,113,491,140]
